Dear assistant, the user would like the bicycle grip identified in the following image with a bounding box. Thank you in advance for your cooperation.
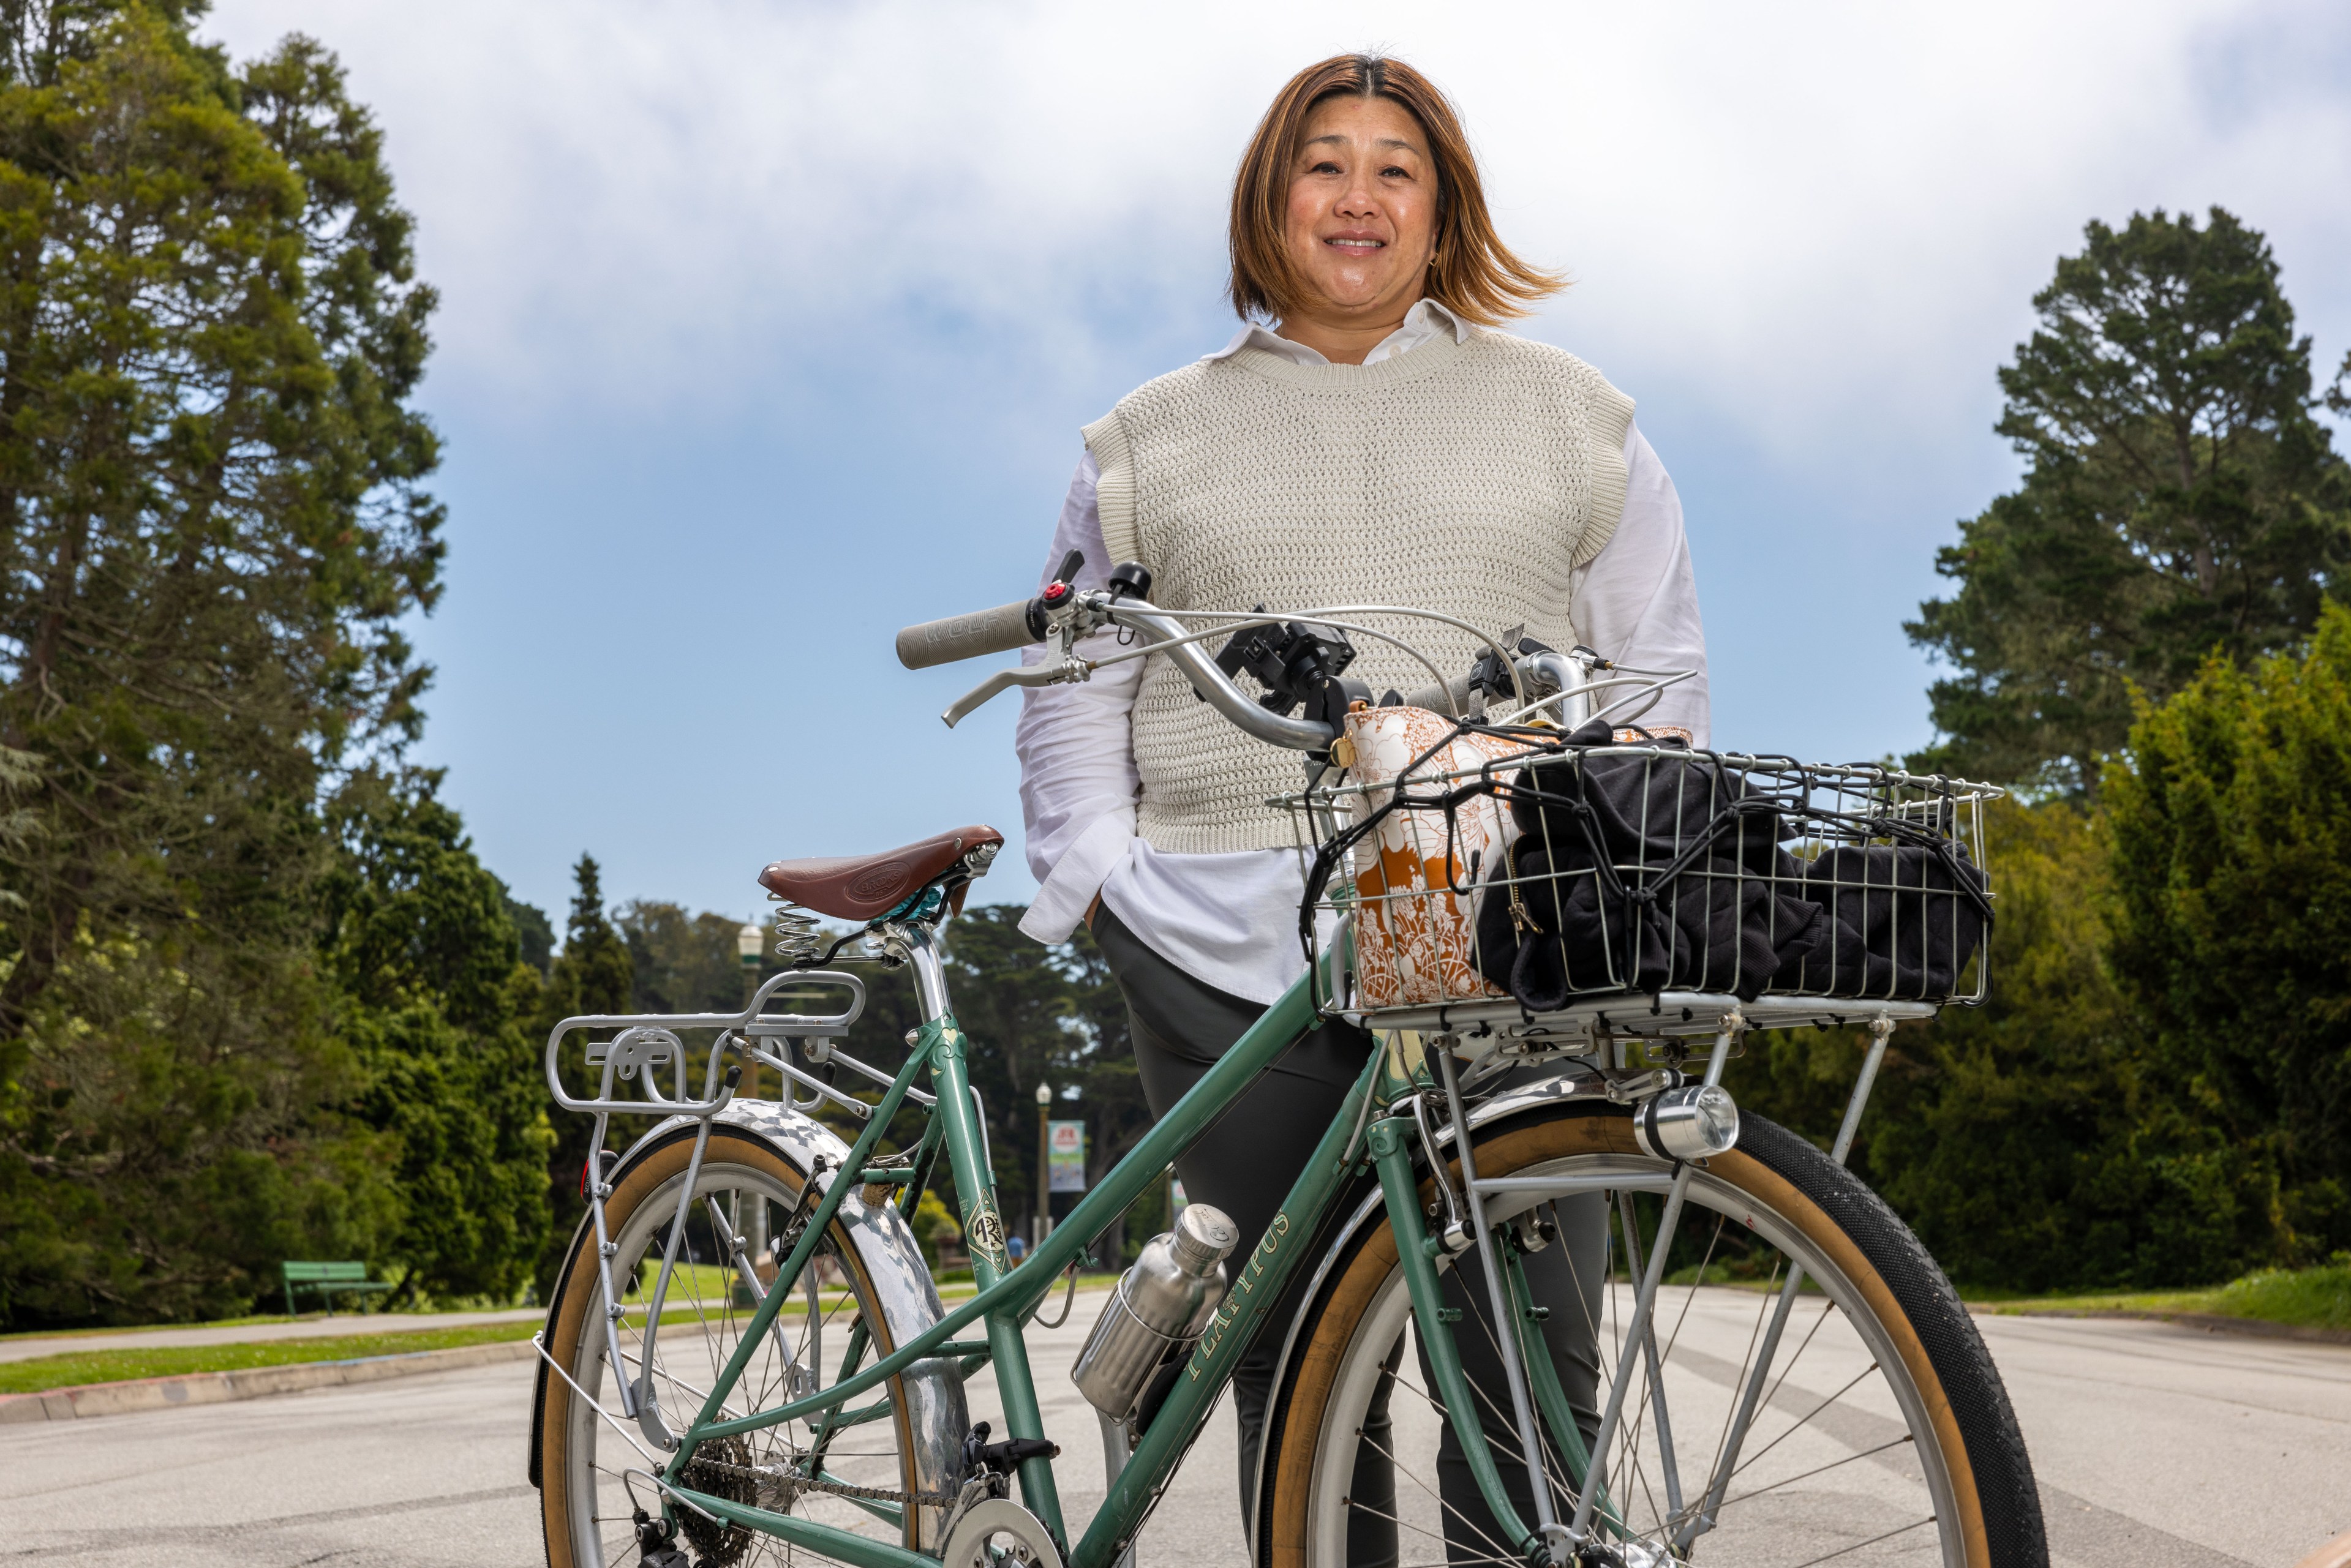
[895,599,1045,669]
[1401,672,1477,715]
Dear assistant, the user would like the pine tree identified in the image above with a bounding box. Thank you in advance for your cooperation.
[535,854,635,1292]
[323,772,554,1303]
[0,6,443,1325]
[2103,604,2351,1261]
[1908,208,2351,793]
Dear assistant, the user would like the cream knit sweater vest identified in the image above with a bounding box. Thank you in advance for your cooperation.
[1083,328,1634,855]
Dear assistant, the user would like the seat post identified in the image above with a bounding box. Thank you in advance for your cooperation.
[901,925,955,1022]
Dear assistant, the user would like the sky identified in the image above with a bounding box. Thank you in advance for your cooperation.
[203,0,2351,929]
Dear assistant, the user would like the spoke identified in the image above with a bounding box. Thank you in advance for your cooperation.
[1337,1490,1495,1552]
[1603,1199,1623,1393]
[1606,1351,1662,1538]
[1394,1366,1534,1472]
[1624,1438,1664,1542]
[1602,1197,1665,1537]
[1456,1271,1581,1506]
[1355,1420,1518,1561]
[617,1342,747,1422]
[1549,1196,1616,1450]
[667,1234,723,1386]
[1704,1255,1785,1490]
[1761,1296,1842,1416]
[1658,1214,1726,1364]
[1729,1362,1880,1481]
[1785,1515,1937,1567]
[1709,1435,1915,1515]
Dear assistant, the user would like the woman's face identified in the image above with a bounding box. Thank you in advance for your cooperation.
[1281,94,1439,321]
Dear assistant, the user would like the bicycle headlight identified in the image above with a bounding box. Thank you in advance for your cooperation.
[1636,1084,1740,1161]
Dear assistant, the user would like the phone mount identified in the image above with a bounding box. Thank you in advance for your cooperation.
[1213,610,1371,733]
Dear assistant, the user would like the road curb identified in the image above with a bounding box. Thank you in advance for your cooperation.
[1974,1305,2351,1346]
[0,1336,540,1424]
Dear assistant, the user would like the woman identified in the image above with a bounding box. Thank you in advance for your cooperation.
[1015,54,1709,1562]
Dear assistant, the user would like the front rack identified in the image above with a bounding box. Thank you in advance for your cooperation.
[1274,706,2002,1041]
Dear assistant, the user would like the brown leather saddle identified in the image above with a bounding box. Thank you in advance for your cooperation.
[757,825,1004,923]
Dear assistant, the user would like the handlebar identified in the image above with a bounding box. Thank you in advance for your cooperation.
[1401,671,1476,715]
[898,565,1691,754]
[895,599,1046,669]
[1112,602,1341,751]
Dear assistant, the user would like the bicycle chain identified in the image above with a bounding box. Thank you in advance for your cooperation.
[690,1454,960,1512]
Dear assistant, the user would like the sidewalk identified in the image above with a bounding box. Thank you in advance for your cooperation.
[0,1307,545,1365]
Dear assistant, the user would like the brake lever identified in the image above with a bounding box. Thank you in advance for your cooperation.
[941,661,1086,728]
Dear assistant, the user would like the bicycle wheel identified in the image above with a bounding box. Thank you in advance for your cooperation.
[1256,1101,2046,1568]
[540,1123,959,1568]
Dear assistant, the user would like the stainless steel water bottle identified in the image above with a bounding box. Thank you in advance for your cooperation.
[1071,1203,1238,1420]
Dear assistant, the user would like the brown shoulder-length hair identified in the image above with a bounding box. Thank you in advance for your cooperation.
[1227,54,1563,326]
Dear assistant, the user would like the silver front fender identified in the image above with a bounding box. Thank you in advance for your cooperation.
[622,1099,968,1545]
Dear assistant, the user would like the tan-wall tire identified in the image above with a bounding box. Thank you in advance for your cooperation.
[1254,1103,2048,1568]
[538,1127,919,1568]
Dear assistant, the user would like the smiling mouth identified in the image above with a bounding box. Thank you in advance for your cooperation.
[1326,238,1385,252]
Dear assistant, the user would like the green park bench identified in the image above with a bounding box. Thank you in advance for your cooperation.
[281,1260,393,1317]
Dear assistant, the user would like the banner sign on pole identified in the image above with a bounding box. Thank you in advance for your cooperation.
[1047,1119,1088,1193]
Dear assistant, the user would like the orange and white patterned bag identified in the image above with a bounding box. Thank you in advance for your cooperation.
[1341,707,1537,1009]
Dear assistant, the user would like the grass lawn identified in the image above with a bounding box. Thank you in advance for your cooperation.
[0,1321,541,1395]
[1967,1257,2351,1332]
[0,1305,532,1343]
[1668,1256,2351,1334]
[2,1270,1123,1397]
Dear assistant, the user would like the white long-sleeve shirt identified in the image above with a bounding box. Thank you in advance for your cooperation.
[1015,301,1709,1003]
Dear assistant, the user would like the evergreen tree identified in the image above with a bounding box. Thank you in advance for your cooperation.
[1909,208,2351,793]
[548,855,633,1018]
[323,772,554,1303]
[2104,604,2351,1261]
[0,6,442,1326]
[1726,793,2294,1289]
[499,882,555,977]
[620,900,755,1014]
[535,853,634,1292]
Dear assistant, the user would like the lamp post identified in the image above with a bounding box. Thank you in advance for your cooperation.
[735,921,769,1281]
[736,921,764,1001]
[1035,1081,1053,1256]
[735,922,764,1092]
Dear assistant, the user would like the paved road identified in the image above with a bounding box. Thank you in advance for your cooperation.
[1974,1314,2347,1568]
[2,1300,2341,1567]
[0,1310,548,1365]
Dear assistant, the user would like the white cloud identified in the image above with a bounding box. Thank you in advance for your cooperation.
[205,0,2351,451]
[192,0,2351,917]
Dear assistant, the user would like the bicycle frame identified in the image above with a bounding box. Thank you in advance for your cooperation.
[644,923,1366,1568]
[578,913,1753,1568]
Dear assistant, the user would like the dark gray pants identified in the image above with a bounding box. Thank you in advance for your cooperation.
[1093,906,1607,1566]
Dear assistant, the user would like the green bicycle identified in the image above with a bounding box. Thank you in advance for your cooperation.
[529,569,2047,1568]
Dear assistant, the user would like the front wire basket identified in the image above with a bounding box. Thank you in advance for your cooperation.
[1274,724,2002,1041]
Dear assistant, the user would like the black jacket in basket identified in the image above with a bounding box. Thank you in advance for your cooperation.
[1470,724,1991,1009]
[1472,724,1824,1005]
